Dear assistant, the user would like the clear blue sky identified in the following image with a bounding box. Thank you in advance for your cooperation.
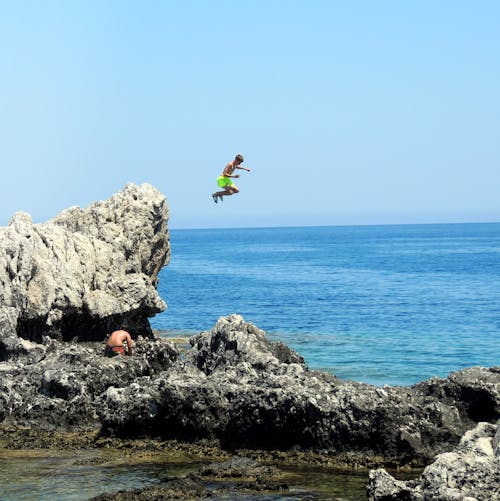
[1,1,499,229]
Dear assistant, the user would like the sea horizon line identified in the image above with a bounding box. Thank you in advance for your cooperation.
[169,220,500,232]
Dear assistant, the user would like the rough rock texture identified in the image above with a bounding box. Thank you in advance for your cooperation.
[367,420,500,501]
[90,477,209,501]
[412,368,500,423]
[0,183,169,352]
[0,336,180,429]
[0,187,499,498]
[90,457,288,500]
[0,306,498,464]
[0,314,498,497]
[97,315,500,463]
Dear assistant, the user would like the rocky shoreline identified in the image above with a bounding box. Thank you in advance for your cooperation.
[1,184,499,500]
[0,425,415,500]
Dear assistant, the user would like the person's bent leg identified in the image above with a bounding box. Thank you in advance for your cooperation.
[222,186,238,199]
[213,183,239,202]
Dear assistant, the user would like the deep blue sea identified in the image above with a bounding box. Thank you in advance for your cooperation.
[151,223,500,386]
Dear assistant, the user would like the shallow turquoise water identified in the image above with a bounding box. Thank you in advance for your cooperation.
[152,223,500,386]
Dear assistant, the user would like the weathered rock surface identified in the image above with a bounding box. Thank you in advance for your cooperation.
[0,183,169,355]
[0,335,180,429]
[0,186,499,499]
[367,420,500,500]
[2,312,498,466]
[90,477,209,501]
[96,315,500,463]
[90,457,288,500]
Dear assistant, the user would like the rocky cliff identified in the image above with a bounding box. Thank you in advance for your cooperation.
[0,183,169,359]
[0,186,499,499]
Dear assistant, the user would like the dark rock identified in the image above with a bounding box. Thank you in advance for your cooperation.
[89,457,288,500]
[368,420,500,500]
[89,477,208,500]
[0,336,179,430]
[199,456,288,492]
[413,366,500,422]
[98,315,499,463]
[1,306,498,464]
[188,314,305,374]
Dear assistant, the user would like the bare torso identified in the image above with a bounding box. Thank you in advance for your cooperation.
[106,330,133,355]
[222,162,236,177]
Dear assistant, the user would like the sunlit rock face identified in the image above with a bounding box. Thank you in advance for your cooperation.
[368,420,500,501]
[0,183,170,353]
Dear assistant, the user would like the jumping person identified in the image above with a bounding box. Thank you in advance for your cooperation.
[212,154,251,203]
[104,329,134,356]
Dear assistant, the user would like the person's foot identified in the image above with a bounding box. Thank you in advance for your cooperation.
[212,194,218,204]
[219,195,224,202]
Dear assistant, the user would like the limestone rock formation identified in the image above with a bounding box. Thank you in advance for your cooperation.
[0,183,498,500]
[0,335,180,429]
[0,183,169,355]
[367,420,500,501]
[1,299,499,465]
[97,315,500,462]
[0,310,498,491]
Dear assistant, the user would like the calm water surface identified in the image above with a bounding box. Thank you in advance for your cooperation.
[152,223,500,386]
[0,450,194,500]
[0,450,371,500]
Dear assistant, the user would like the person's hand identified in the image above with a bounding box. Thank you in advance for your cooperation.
[246,168,251,172]
[235,174,240,178]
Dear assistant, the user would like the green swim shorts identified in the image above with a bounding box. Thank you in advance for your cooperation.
[217,176,234,188]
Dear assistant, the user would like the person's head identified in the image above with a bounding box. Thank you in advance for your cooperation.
[235,154,244,165]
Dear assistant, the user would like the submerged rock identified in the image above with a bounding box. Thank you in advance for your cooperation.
[89,457,288,500]
[367,420,500,501]
[0,183,169,351]
[90,477,209,501]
